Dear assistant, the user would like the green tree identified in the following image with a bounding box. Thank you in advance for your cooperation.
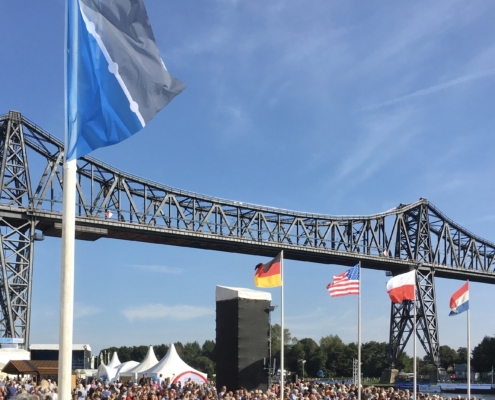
[439,345,459,371]
[271,324,291,366]
[286,342,305,377]
[472,336,495,372]
[419,360,436,376]
[361,341,389,377]
[195,356,215,379]
[397,352,413,373]
[319,335,346,377]
[154,344,170,360]
[117,346,132,363]
[202,340,216,362]
[340,343,358,377]
[131,346,150,361]
[182,341,202,365]
[299,338,327,377]
[457,347,468,365]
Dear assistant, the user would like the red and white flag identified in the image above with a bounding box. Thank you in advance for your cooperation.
[327,264,360,297]
[386,270,415,303]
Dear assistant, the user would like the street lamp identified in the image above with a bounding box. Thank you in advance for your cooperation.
[298,359,306,379]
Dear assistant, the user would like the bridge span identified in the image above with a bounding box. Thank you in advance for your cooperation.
[1,110,494,368]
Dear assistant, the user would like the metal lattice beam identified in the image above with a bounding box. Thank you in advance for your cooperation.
[2,110,492,281]
[388,269,440,367]
[0,111,35,342]
[0,110,494,356]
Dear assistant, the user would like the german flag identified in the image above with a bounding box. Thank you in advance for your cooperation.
[254,252,282,288]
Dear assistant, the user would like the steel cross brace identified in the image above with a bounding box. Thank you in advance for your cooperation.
[388,269,440,367]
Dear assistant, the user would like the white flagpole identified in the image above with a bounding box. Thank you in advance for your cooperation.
[59,0,78,398]
[59,162,77,399]
[280,250,285,400]
[467,280,471,400]
[358,262,361,400]
[413,271,417,400]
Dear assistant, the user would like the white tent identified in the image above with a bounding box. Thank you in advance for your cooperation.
[96,363,118,382]
[120,346,159,382]
[96,352,121,381]
[114,361,139,382]
[107,352,121,368]
[96,351,122,381]
[138,344,208,385]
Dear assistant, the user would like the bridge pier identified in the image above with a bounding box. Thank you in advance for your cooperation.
[383,268,440,382]
[0,111,36,346]
[380,368,399,384]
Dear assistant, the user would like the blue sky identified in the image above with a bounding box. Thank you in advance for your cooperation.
[2,0,495,362]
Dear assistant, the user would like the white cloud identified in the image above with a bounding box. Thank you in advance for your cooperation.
[74,302,102,320]
[336,110,418,183]
[122,303,214,322]
[362,69,495,111]
[130,264,182,274]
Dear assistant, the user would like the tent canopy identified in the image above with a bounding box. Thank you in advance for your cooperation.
[115,361,139,382]
[96,351,123,381]
[96,363,118,381]
[139,344,207,385]
[124,346,158,376]
[107,352,121,369]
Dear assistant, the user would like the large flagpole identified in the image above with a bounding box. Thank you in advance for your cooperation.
[413,270,417,400]
[280,250,285,400]
[59,0,78,398]
[467,280,471,400]
[358,262,361,400]
[59,162,77,399]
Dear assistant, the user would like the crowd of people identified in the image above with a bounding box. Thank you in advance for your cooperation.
[0,378,57,400]
[0,377,483,400]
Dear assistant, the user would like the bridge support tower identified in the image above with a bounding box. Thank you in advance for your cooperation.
[0,111,38,347]
[381,268,442,383]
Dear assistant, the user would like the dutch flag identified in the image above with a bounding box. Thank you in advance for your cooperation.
[449,281,469,316]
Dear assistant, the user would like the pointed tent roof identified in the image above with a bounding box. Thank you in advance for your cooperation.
[125,346,159,374]
[138,344,207,384]
[107,352,121,369]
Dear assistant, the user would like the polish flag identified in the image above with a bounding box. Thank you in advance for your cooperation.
[386,270,416,303]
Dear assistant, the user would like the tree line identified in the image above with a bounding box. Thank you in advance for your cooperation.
[99,327,495,379]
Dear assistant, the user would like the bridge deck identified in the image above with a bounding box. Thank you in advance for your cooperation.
[1,207,492,284]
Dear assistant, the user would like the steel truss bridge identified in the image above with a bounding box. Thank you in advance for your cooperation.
[1,110,494,367]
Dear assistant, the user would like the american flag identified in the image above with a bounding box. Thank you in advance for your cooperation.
[327,264,360,297]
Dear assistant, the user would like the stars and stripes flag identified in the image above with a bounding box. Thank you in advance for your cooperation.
[327,264,360,297]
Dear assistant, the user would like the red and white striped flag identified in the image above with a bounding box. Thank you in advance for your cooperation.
[327,264,360,297]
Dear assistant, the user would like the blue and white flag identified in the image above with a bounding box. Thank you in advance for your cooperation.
[449,281,469,316]
[67,0,185,161]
